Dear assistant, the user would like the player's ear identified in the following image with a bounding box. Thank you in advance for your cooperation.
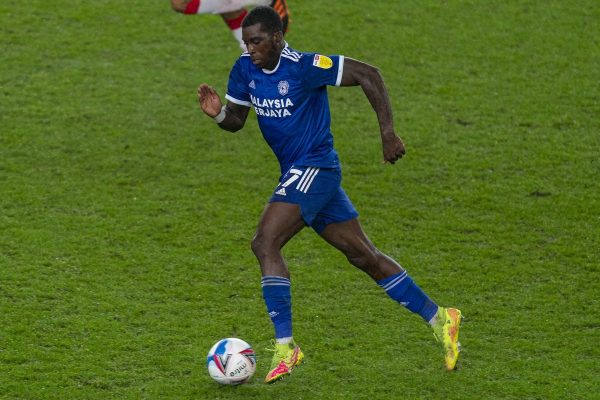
[273,30,284,44]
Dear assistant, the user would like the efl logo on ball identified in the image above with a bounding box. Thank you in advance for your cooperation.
[206,338,256,385]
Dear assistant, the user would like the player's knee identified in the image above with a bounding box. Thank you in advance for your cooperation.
[251,233,270,259]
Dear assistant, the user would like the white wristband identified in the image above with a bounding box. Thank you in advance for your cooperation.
[213,106,226,123]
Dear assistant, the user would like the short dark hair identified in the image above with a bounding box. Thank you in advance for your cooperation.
[242,6,282,35]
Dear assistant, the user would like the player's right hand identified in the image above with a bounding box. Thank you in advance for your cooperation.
[382,134,406,164]
[198,84,223,118]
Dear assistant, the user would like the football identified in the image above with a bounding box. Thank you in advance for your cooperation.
[206,338,257,385]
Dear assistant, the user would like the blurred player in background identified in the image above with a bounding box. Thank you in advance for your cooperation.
[170,0,290,50]
[197,6,462,383]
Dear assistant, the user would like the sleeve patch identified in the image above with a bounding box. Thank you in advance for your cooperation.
[312,54,333,69]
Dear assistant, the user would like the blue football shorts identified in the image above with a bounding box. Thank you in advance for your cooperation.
[269,165,359,233]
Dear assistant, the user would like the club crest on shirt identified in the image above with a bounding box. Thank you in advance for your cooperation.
[313,54,333,69]
[277,80,289,96]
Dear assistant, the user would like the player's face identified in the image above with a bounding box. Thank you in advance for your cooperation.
[242,23,282,70]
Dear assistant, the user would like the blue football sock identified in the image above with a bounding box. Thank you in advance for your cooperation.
[377,271,439,323]
[261,276,293,339]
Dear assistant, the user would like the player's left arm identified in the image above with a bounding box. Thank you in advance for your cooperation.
[198,83,249,132]
[340,58,405,164]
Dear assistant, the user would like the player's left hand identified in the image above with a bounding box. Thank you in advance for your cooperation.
[198,83,223,118]
[382,134,406,164]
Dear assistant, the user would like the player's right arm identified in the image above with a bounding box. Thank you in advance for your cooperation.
[340,58,406,164]
[198,83,250,132]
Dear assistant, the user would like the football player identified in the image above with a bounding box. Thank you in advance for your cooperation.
[170,0,290,50]
[197,6,462,382]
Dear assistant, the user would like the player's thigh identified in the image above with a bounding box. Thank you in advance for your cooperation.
[271,166,343,228]
[319,218,377,260]
[254,201,305,249]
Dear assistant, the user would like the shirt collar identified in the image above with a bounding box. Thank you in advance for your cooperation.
[262,41,288,75]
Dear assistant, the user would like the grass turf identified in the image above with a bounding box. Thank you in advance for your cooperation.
[1,0,599,398]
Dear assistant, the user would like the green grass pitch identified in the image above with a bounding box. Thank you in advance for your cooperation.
[1,1,599,398]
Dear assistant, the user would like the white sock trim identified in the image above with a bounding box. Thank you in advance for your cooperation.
[428,306,441,326]
[275,336,293,345]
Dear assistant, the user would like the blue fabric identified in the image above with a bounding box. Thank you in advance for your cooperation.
[269,165,358,233]
[378,271,438,322]
[261,276,293,339]
[226,44,345,174]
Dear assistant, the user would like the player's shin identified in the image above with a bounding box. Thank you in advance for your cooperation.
[261,276,293,341]
[221,10,248,51]
[377,270,438,323]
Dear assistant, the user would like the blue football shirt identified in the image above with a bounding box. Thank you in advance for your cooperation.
[225,44,345,174]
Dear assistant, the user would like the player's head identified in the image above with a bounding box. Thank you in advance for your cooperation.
[242,6,284,70]
[243,6,283,36]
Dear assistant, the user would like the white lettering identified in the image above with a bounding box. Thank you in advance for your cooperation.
[252,107,292,118]
[249,96,293,118]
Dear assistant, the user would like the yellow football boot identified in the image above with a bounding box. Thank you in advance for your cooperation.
[264,341,304,383]
[433,307,463,370]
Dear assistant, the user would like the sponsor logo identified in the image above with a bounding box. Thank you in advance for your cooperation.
[250,94,294,118]
[230,363,248,376]
[249,80,256,89]
[275,188,286,196]
[313,54,333,69]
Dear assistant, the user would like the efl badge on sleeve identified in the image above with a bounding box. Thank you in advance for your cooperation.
[313,54,333,69]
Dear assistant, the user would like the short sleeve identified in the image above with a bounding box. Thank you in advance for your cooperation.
[300,54,345,89]
[225,57,252,107]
